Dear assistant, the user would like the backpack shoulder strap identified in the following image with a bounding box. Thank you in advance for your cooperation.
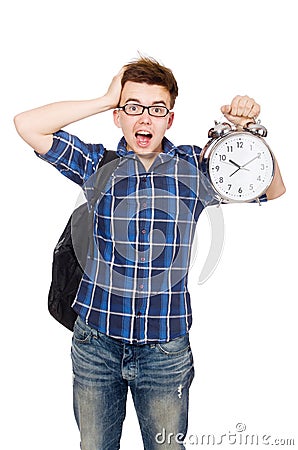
[91,150,120,202]
[86,150,120,258]
[99,149,119,167]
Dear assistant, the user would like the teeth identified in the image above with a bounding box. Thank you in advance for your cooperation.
[136,131,152,137]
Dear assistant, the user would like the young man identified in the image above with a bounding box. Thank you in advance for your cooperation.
[14,56,285,450]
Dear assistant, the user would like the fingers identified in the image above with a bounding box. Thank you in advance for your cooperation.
[105,67,126,108]
[220,104,231,115]
[227,95,260,119]
[115,66,126,79]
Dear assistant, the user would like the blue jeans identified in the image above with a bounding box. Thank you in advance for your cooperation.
[71,317,195,450]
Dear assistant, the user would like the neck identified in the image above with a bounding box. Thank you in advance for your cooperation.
[137,152,159,171]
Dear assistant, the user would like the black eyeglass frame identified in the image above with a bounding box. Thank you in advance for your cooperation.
[118,103,171,117]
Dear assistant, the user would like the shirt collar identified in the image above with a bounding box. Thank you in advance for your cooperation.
[116,136,190,158]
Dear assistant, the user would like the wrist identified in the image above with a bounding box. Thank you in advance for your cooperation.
[94,95,118,114]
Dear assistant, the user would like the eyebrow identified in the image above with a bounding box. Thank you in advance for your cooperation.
[124,98,167,106]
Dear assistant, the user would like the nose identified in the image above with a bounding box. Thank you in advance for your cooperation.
[138,110,152,124]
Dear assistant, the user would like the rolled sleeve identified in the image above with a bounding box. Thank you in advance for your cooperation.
[36,130,106,186]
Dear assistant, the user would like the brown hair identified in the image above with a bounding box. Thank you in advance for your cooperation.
[121,55,178,109]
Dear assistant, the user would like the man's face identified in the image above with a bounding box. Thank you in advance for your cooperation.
[113,81,174,158]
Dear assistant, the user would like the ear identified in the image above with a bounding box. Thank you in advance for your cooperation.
[113,109,121,128]
[166,111,175,130]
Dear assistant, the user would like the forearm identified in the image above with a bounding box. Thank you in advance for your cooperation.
[14,96,114,155]
[14,68,124,155]
[266,158,286,200]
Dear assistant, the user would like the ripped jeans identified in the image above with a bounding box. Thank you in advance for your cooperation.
[71,317,195,450]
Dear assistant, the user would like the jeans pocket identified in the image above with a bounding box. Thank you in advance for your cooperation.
[156,334,190,356]
[73,318,93,344]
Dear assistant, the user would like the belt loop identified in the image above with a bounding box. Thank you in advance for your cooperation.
[90,327,97,339]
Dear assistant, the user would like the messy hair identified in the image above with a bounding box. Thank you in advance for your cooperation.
[122,55,178,109]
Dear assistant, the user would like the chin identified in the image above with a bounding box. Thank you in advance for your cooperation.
[133,144,160,154]
[136,149,160,158]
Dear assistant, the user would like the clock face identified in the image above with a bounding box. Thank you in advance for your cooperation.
[208,132,274,202]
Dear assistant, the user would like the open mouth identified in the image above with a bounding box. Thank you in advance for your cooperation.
[135,131,153,139]
[135,131,153,147]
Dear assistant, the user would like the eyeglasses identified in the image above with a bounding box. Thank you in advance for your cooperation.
[118,103,170,117]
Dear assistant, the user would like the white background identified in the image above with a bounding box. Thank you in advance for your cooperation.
[2,0,297,448]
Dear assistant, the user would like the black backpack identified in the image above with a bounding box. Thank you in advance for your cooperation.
[48,150,120,331]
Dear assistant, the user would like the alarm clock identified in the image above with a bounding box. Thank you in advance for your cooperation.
[199,120,275,204]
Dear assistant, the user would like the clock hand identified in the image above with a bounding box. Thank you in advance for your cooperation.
[228,159,250,177]
[228,159,250,171]
[229,159,241,169]
[229,167,241,177]
[242,155,260,168]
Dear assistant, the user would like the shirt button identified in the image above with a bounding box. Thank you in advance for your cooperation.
[142,202,147,208]
[140,257,145,262]
[139,284,144,290]
[141,229,146,234]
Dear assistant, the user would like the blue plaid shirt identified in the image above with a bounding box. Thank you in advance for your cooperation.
[38,130,216,344]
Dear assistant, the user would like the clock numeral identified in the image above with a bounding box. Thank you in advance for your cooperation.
[219,177,224,183]
[261,164,265,170]
[228,184,232,191]
[215,165,220,172]
[219,155,227,161]
[249,184,254,190]
[238,187,243,194]
[237,141,243,149]
[227,145,233,152]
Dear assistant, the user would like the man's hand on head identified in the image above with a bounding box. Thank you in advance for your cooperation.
[104,67,126,110]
